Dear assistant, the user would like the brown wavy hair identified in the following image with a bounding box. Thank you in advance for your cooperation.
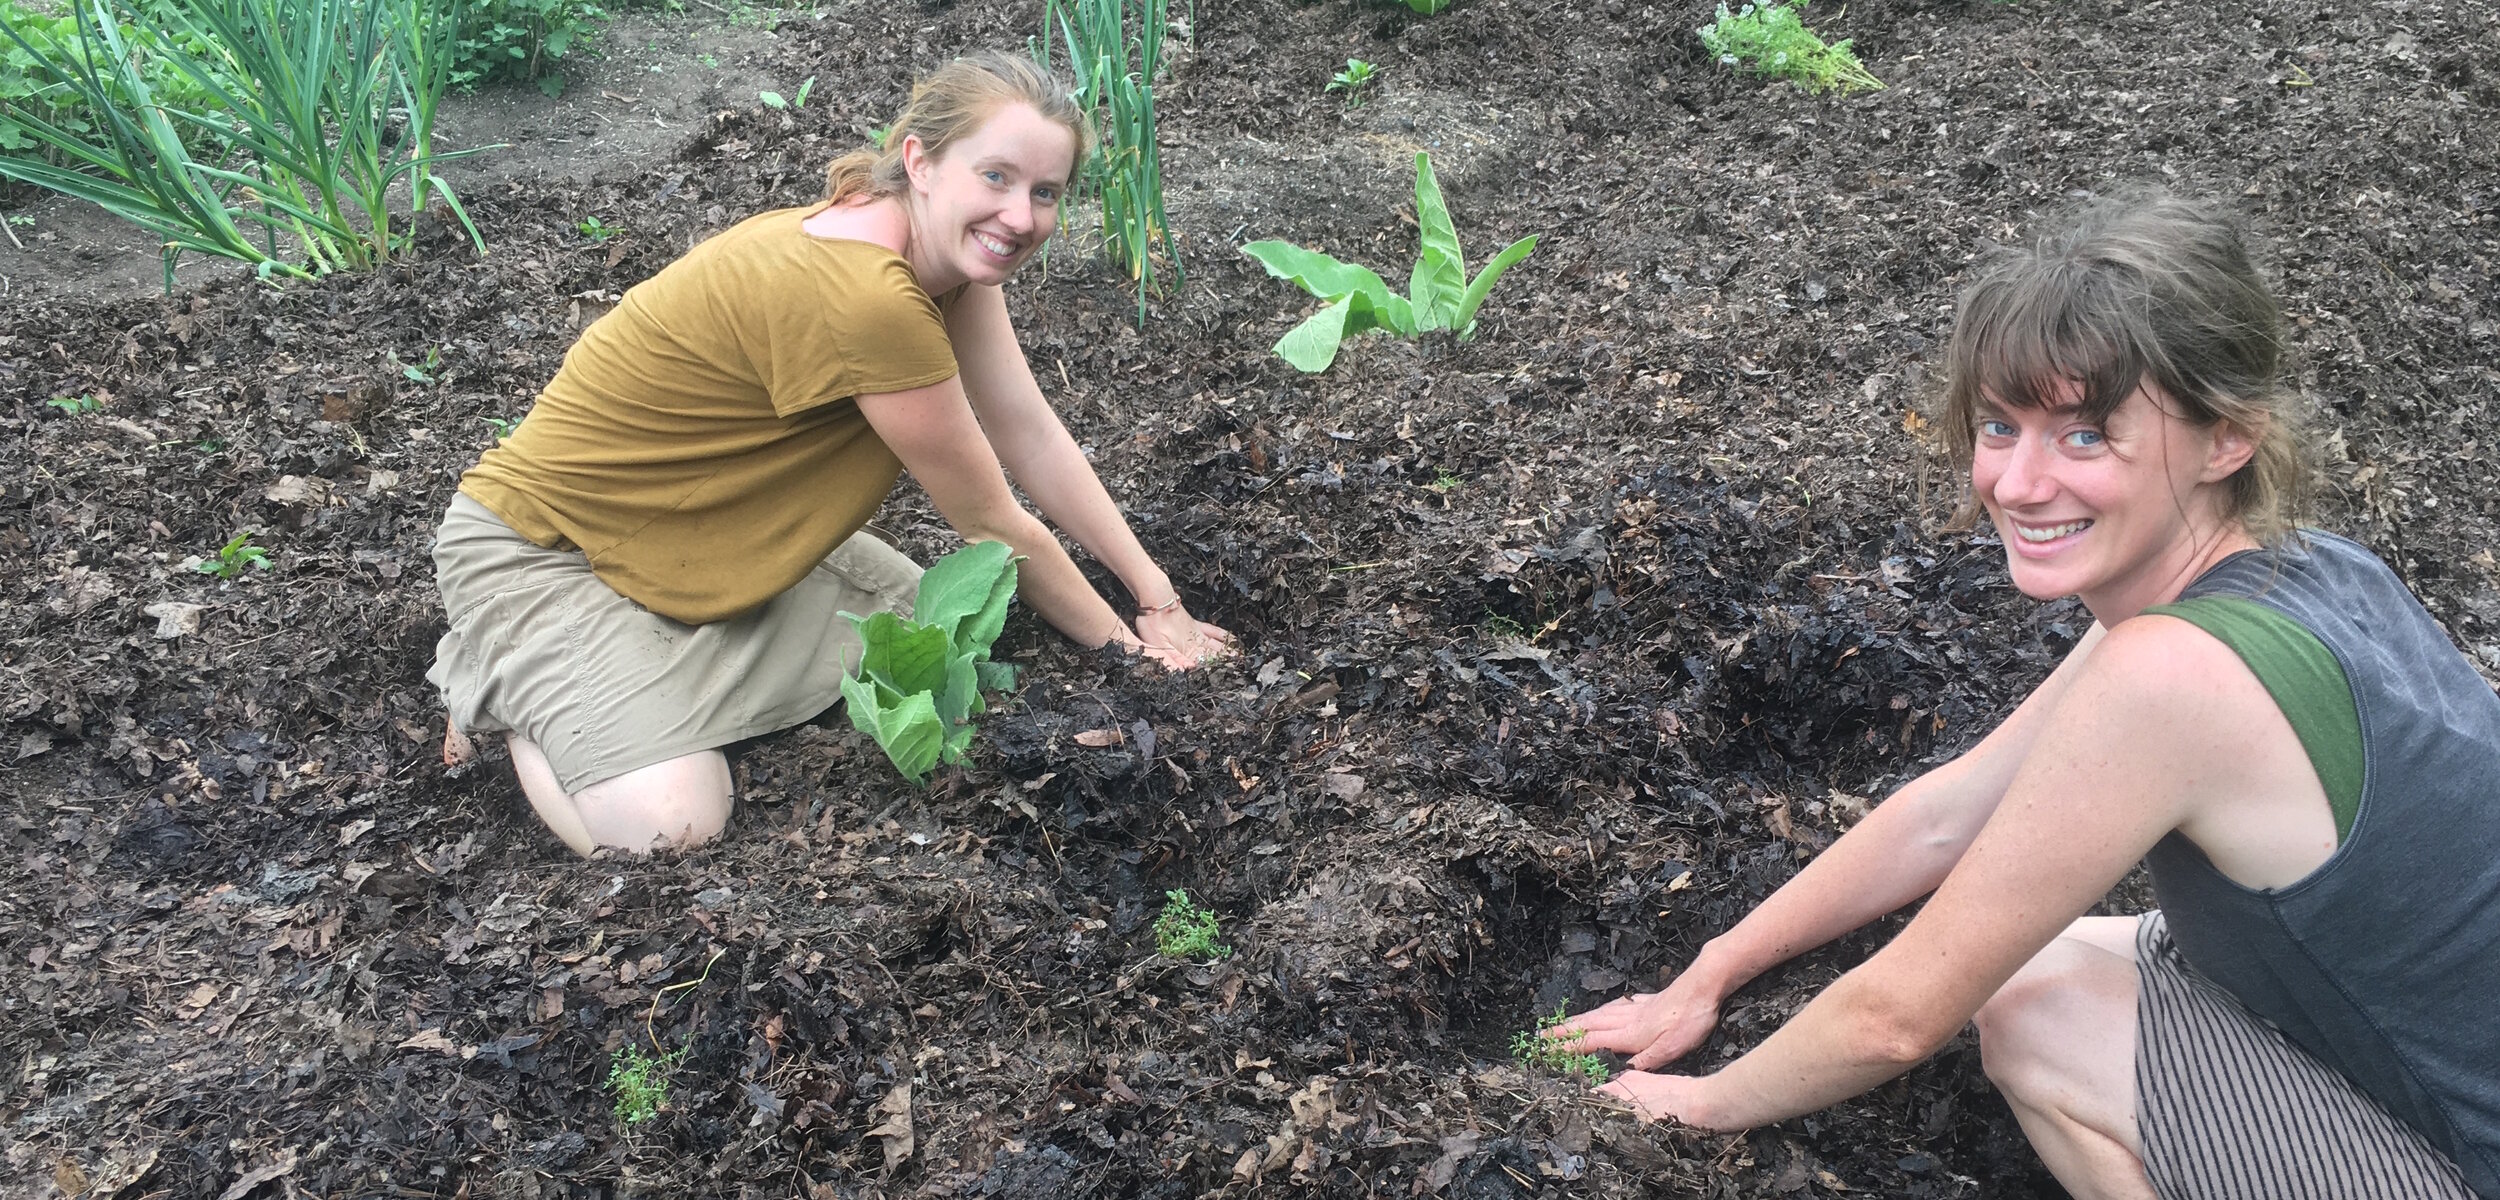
[824,52,1093,205]
[1936,188,2315,544]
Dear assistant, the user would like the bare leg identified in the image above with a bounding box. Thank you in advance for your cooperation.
[506,734,732,857]
[1975,916,2157,1200]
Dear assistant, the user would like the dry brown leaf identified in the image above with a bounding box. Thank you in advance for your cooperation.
[868,1082,914,1172]
[1072,728,1123,747]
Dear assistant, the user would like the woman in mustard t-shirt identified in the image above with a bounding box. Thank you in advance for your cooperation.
[428,52,1229,856]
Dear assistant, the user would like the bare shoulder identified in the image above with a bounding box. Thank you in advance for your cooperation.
[799,198,908,255]
[2041,613,2288,770]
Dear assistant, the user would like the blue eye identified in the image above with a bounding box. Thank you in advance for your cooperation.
[982,169,1005,185]
[1977,418,2016,439]
[2062,428,2105,449]
[1034,186,1059,203]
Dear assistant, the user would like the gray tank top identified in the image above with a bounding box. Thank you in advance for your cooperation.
[2147,530,2500,1196]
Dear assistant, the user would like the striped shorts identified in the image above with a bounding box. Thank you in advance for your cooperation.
[2133,911,2476,1200]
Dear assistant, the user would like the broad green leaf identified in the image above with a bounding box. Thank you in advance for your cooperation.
[1274,295,1356,373]
[952,554,1020,657]
[932,650,980,727]
[852,611,953,696]
[1408,152,1465,331]
[1241,240,1395,310]
[842,675,944,783]
[915,540,1015,641]
[1453,235,1540,336]
[975,660,1019,694]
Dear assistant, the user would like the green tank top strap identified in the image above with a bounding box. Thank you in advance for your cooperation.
[2143,595,2363,840]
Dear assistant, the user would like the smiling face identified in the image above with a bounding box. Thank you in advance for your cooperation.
[900,101,1076,293]
[1969,379,2259,621]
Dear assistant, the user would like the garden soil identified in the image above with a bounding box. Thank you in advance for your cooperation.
[5,0,2498,1196]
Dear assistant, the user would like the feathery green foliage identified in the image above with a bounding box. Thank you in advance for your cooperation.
[1152,889,1229,961]
[1698,0,1882,96]
[1511,1003,1610,1084]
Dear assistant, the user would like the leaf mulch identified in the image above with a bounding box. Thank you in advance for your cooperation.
[5,0,2496,1196]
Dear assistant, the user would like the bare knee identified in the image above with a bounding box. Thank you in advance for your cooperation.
[510,738,732,856]
[1977,934,2134,1106]
[573,752,734,852]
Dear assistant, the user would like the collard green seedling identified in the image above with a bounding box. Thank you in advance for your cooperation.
[1512,1003,1610,1084]
[606,1042,688,1124]
[1326,58,1376,108]
[1698,0,1881,96]
[577,215,617,242]
[45,393,102,415]
[840,541,1021,784]
[480,414,520,439]
[1241,151,1539,373]
[1153,889,1229,961]
[1394,0,1450,12]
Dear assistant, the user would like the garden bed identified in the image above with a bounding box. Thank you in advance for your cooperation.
[4,0,2497,1195]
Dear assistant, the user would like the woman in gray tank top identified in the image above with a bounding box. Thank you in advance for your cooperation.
[1552,190,2500,1199]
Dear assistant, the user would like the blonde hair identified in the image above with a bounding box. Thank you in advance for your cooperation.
[824,52,1093,205]
[1937,188,2314,544]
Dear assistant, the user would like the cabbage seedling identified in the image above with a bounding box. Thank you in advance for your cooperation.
[1241,151,1539,372]
[839,541,1021,784]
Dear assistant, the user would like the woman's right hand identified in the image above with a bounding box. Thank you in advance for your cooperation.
[1134,604,1231,670]
[1548,965,1727,1071]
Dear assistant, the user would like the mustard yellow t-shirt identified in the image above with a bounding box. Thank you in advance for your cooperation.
[460,207,960,624]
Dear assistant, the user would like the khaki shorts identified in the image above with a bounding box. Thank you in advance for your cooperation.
[426,493,920,792]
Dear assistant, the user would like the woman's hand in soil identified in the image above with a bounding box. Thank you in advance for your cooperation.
[1548,970,1723,1071]
[1135,604,1232,670]
[1597,1070,1734,1130]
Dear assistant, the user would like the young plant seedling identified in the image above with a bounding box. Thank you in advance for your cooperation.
[1512,1002,1611,1085]
[44,394,102,415]
[1396,0,1450,12]
[840,541,1021,784]
[399,346,443,385]
[1327,58,1377,108]
[578,215,619,242]
[193,532,270,579]
[607,1042,690,1124]
[480,415,521,440]
[1698,0,1882,95]
[1153,889,1230,961]
[1242,151,1540,372]
[759,75,816,109]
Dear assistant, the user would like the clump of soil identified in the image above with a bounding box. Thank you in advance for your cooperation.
[4,0,2496,1196]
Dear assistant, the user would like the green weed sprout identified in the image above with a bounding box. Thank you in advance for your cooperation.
[1698,0,1882,96]
[1242,151,1540,373]
[1326,58,1377,107]
[45,394,103,416]
[1396,0,1450,12]
[193,532,270,579]
[577,215,618,242]
[759,75,815,109]
[606,1042,689,1124]
[839,541,1021,784]
[1153,889,1230,961]
[399,346,442,385]
[480,414,521,439]
[1511,1003,1611,1085]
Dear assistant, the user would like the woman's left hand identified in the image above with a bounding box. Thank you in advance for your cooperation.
[1596,1070,1731,1130]
[1134,605,1232,670]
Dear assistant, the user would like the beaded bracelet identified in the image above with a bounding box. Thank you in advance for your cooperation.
[1137,594,1185,619]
